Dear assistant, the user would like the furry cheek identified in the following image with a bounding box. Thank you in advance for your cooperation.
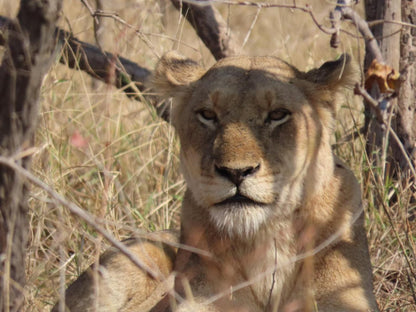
[180,147,236,207]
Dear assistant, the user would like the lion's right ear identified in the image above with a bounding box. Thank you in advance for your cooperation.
[150,51,205,98]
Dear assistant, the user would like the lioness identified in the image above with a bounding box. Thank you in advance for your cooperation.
[52,53,379,312]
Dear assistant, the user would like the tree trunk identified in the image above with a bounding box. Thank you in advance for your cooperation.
[397,1,416,173]
[0,1,62,311]
[365,0,416,177]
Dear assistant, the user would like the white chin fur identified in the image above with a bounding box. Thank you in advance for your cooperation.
[209,204,271,239]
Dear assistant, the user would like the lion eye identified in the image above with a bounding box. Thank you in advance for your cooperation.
[266,109,291,126]
[199,109,217,121]
[197,109,217,128]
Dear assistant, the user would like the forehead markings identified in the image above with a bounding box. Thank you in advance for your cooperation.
[264,90,274,110]
[207,81,281,115]
[209,90,220,109]
[204,62,297,113]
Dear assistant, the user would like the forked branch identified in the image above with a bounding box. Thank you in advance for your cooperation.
[329,0,383,65]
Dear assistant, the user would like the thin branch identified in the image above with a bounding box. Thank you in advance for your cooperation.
[183,0,336,35]
[354,84,416,178]
[87,10,161,58]
[330,1,383,63]
[342,7,383,63]
[354,84,386,124]
[368,19,416,29]
[388,127,416,179]
[80,0,99,24]
[203,206,365,306]
[0,156,165,282]
[241,4,261,50]
[181,0,384,66]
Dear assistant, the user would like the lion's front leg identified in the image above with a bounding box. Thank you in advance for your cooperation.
[313,232,379,312]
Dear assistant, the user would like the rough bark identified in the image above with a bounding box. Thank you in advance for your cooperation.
[397,1,416,172]
[0,1,62,311]
[365,0,401,70]
[171,0,236,60]
[364,0,415,177]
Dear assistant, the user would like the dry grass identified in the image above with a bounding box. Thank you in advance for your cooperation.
[0,0,414,311]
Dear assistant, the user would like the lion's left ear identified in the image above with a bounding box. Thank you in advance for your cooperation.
[150,51,205,98]
[304,54,357,89]
[300,54,358,111]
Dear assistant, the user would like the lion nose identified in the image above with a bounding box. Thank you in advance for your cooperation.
[215,164,260,186]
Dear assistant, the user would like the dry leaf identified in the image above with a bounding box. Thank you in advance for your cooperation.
[365,59,400,94]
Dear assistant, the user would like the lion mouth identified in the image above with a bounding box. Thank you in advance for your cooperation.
[215,193,264,207]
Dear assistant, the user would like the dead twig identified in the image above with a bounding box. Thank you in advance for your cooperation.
[80,0,99,25]
[354,84,416,178]
[354,84,386,124]
[204,207,364,306]
[240,4,261,50]
[184,0,336,35]
[329,0,382,63]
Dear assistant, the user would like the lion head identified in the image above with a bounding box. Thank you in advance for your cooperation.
[152,52,356,239]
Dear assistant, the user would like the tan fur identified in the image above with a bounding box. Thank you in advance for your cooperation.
[53,53,379,312]
[51,231,178,312]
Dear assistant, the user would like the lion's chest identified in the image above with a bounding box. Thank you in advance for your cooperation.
[199,238,296,311]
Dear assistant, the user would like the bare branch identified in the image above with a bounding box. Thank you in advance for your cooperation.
[0,15,151,95]
[80,0,99,25]
[57,28,151,92]
[183,0,336,34]
[330,1,383,64]
[203,206,365,306]
[354,84,416,178]
[354,84,386,124]
[241,5,261,50]
[171,0,236,60]
[342,8,383,64]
